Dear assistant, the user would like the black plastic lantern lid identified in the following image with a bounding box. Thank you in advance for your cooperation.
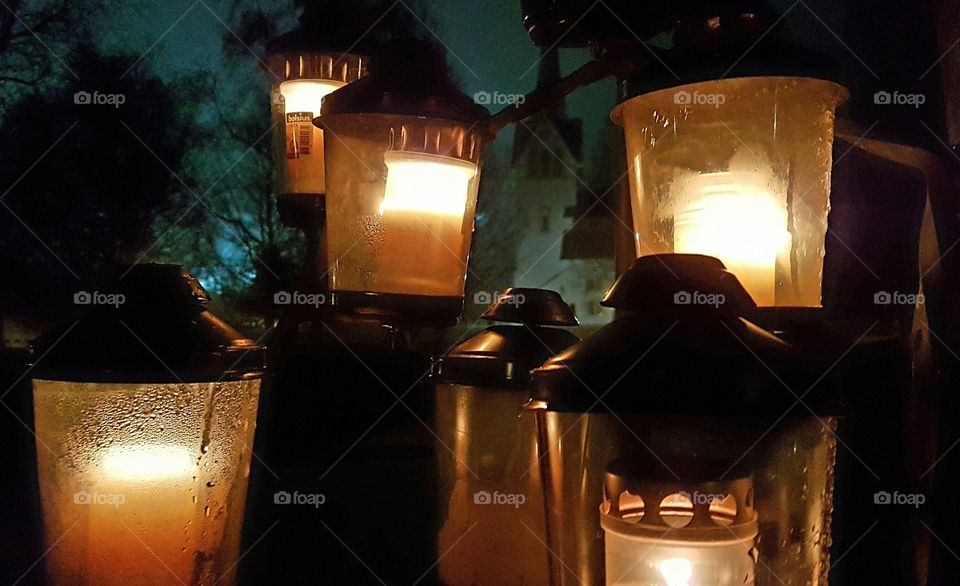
[531,254,841,416]
[606,455,738,486]
[521,0,777,48]
[619,35,845,101]
[609,2,845,103]
[318,39,491,130]
[481,288,579,326]
[265,2,374,56]
[601,254,755,315]
[435,289,579,387]
[435,325,580,388]
[32,264,266,384]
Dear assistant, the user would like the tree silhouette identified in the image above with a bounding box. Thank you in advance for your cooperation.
[1,0,446,335]
[0,44,189,328]
[151,0,439,325]
[0,0,104,113]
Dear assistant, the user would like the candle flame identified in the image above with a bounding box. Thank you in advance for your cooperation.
[674,173,789,267]
[659,557,693,586]
[101,444,194,481]
[672,170,789,305]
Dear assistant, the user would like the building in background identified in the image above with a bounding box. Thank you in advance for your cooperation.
[509,48,615,326]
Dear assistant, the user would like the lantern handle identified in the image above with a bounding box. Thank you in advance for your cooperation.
[488,49,647,135]
[835,117,956,289]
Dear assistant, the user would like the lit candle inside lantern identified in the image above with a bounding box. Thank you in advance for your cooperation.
[673,171,789,306]
[374,151,478,296]
[605,539,758,586]
[601,469,757,586]
[101,444,194,480]
[279,79,346,194]
[315,41,488,316]
[380,151,475,216]
[86,444,198,584]
[614,77,847,307]
[35,378,262,586]
[32,266,263,586]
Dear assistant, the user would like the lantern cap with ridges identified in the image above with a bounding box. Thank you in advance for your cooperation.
[265,51,366,84]
[32,264,265,384]
[316,39,491,131]
[434,288,579,387]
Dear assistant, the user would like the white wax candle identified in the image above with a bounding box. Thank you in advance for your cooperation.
[279,79,346,194]
[604,537,757,585]
[86,444,197,585]
[659,557,693,586]
[673,172,789,306]
[373,151,478,296]
[380,151,476,217]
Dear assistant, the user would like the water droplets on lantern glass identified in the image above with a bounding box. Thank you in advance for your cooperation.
[33,379,260,584]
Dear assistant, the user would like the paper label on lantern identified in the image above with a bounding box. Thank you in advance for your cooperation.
[285,112,314,159]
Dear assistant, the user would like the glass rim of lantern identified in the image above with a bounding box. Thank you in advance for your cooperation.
[279,77,347,94]
[265,50,367,85]
[609,75,849,126]
[383,150,477,172]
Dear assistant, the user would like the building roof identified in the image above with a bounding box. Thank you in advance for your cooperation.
[512,114,583,164]
[561,212,616,260]
[512,45,584,165]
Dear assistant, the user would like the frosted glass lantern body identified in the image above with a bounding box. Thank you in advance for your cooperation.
[268,53,365,196]
[613,77,847,306]
[33,379,261,586]
[604,536,756,586]
[535,412,837,585]
[434,384,549,584]
[322,114,483,300]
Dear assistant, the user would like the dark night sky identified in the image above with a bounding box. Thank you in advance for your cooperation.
[90,0,859,167]
[95,0,618,162]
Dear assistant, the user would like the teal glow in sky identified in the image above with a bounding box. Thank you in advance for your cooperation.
[95,0,617,161]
